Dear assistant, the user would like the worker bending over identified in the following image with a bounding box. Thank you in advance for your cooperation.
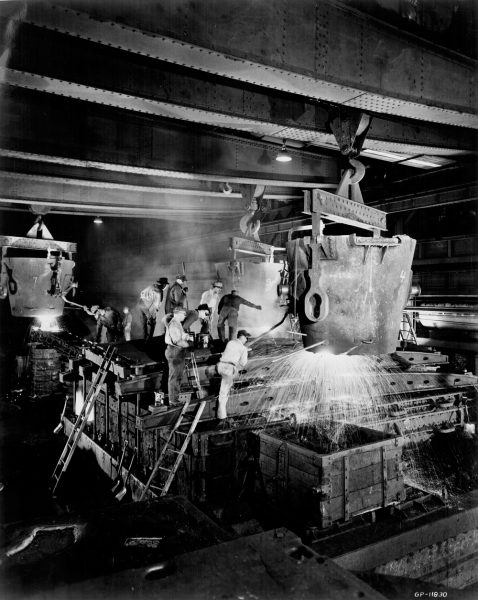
[217,289,261,342]
[84,305,124,343]
[216,329,250,429]
[139,277,168,340]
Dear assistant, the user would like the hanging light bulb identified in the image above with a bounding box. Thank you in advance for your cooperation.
[276,139,292,162]
[93,216,103,224]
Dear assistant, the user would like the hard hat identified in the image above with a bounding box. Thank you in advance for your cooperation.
[91,305,100,312]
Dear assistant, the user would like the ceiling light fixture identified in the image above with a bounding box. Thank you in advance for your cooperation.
[276,139,292,163]
[93,216,103,224]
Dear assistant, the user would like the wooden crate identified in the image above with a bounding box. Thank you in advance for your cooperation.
[256,423,405,528]
[30,346,62,395]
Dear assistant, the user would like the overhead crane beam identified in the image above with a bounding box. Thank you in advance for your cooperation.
[1,22,475,158]
[19,1,478,129]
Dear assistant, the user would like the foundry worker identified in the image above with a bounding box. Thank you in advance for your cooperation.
[139,277,169,340]
[164,306,197,405]
[216,330,250,429]
[165,273,188,314]
[84,305,124,343]
[199,280,223,335]
[217,289,261,342]
[122,306,132,341]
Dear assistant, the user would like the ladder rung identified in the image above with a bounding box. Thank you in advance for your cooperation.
[157,466,172,472]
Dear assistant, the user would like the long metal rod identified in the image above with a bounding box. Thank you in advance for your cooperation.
[271,340,327,363]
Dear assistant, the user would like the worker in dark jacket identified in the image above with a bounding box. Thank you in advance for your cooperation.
[84,305,124,343]
[165,274,188,314]
[217,289,261,342]
[163,306,198,404]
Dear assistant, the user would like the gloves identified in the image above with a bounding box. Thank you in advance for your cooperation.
[256,304,262,310]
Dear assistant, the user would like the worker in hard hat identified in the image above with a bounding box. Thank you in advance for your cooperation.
[139,277,169,340]
[163,306,198,405]
[165,274,188,314]
[199,280,223,336]
[217,289,261,342]
[215,329,251,429]
[84,304,124,343]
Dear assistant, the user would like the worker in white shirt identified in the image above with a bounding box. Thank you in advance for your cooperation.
[199,280,223,335]
[216,329,251,429]
[139,277,168,340]
[122,306,132,341]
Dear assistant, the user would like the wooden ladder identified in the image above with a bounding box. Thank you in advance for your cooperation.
[185,352,207,398]
[399,311,418,346]
[51,345,117,494]
[140,398,207,499]
[140,352,207,499]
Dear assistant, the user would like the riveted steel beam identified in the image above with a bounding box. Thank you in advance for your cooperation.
[305,189,388,231]
[0,169,303,220]
[0,196,236,221]
[3,68,468,163]
[0,172,247,217]
[0,87,338,185]
[0,156,306,199]
[0,170,302,202]
[21,2,478,128]
[4,24,475,158]
[371,183,478,214]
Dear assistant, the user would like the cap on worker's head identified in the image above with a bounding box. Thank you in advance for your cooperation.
[157,277,169,285]
[213,281,223,288]
[176,273,187,282]
[237,329,251,339]
[197,303,209,312]
[231,289,237,294]
[173,306,187,313]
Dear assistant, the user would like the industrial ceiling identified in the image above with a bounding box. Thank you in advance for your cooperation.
[0,0,476,221]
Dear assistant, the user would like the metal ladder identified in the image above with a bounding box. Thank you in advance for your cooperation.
[51,345,117,494]
[140,352,207,499]
[140,398,207,499]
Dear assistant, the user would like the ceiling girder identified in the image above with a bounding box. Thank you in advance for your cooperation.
[3,23,475,158]
[370,183,478,214]
[0,88,338,186]
[21,1,478,129]
[0,157,306,198]
[0,170,303,218]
